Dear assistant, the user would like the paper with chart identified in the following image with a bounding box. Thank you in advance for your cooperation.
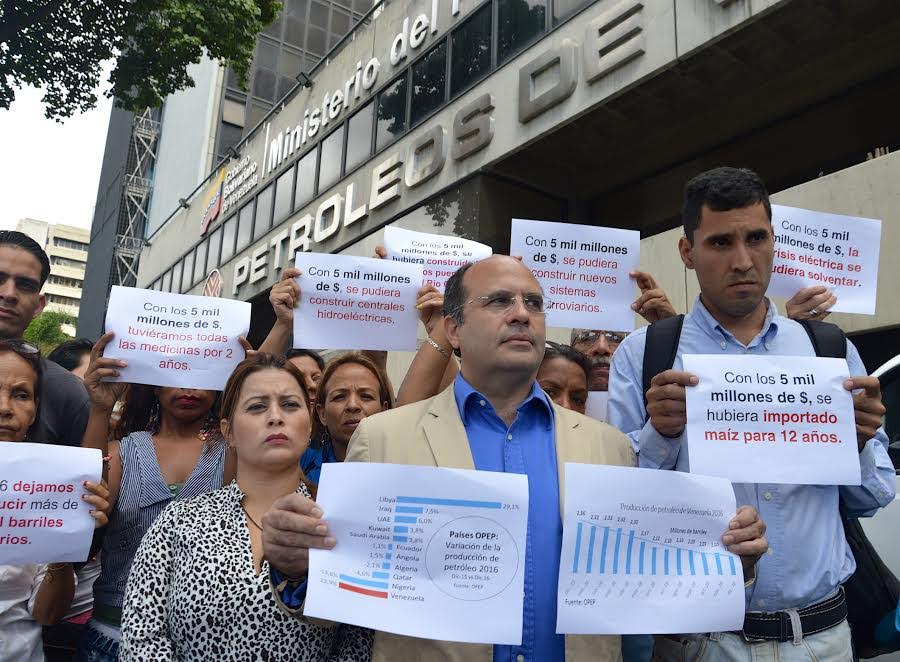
[305,463,529,644]
[557,464,744,634]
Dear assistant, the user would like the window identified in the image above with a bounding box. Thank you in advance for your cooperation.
[318,127,343,192]
[344,101,373,173]
[498,0,546,65]
[376,74,408,151]
[237,201,254,253]
[207,227,222,274]
[253,69,277,102]
[217,122,243,161]
[451,4,492,97]
[182,250,195,289]
[411,42,447,125]
[193,239,208,285]
[162,270,172,292]
[310,1,329,28]
[222,98,246,126]
[220,215,237,263]
[331,8,350,34]
[274,167,295,224]
[307,26,327,55]
[553,0,592,24]
[52,237,88,251]
[255,185,274,240]
[295,147,317,209]
[171,259,184,294]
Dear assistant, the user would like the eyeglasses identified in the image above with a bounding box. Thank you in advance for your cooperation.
[455,292,551,316]
[571,330,626,347]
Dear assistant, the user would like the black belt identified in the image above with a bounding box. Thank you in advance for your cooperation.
[738,589,847,642]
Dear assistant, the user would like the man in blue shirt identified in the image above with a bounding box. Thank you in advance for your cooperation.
[262,255,769,661]
[609,167,896,661]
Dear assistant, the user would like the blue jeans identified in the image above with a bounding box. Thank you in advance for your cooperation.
[652,619,853,662]
[75,624,119,662]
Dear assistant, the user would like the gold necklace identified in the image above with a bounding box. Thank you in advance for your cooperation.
[240,503,263,531]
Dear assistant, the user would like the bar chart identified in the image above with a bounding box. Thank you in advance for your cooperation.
[557,464,745,635]
[306,463,529,644]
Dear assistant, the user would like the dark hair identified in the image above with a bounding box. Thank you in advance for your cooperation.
[47,338,93,372]
[117,384,222,438]
[0,340,43,436]
[285,348,325,371]
[443,262,477,325]
[543,341,590,383]
[0,231,51,286]
[682,167,771,244]
[311,352,393,442]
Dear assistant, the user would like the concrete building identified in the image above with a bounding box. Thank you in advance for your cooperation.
[79,0,371,339]
[16,218,90,335]
[129,0,900,381]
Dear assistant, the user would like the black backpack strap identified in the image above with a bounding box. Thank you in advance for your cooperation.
[641,314,685,416]
[798,319,847,359]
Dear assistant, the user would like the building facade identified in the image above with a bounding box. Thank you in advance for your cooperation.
[16,219,90,335]
[127,0,900,377]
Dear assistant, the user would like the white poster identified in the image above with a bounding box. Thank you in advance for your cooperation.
[306,463,529,644]
[768,205,881,314]
[557,464,744,635]
[0,443,102,564]
[294,252,422,351]
[104,286,250,390]
[683,354,860,485]
[383,226,492,292]
[510,219,640,331]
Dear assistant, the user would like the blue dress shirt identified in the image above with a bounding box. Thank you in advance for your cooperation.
[301,442,338,485]
[453,374,565,662]
[608,296,896,614]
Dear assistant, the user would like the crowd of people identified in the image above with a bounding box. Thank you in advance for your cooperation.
[0,166,896,662]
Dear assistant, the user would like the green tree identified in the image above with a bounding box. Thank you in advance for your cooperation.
[0,0,279,120]
[23,311,77,355]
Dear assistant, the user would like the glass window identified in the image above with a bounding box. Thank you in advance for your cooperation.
[287,0,307,15]
[451,4,492,97]
[162,270,172,293]
[331,8,350,34]
[318,127,343,192]
[183,250,195,289]
[344,101,373,173]
[171,259,184,294]
[498,0,546,65]
[310,1,329,28]
[253,69,277,102]
[553,0,592,24]
[207,227,223,273]
[280,49,304,78]
[263,13,283,38]
[411,41,447,126]
[256,40,279,70]
[194,239,208,285]
[220,215,237,263]
[247,102,270,130]
[274,167,295,224]
[376,74,408,151]
[307,26,327,55]
[255,185,274,240]
[237,201,254,252]
[294,147,317,209]
[225,67,243,91]
[222,98,246,126]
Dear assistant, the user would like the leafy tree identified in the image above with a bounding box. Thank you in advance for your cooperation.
[23,311,76,354]
[0,0,279,120]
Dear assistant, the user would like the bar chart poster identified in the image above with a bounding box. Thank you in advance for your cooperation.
[305,462,529,644]
[557,464,745,635]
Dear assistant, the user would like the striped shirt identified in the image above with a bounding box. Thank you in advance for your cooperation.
[93,431,226,610]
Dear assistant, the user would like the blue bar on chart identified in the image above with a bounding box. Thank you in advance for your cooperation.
[395,506,423,514]
[572,522,583,573]
[396,496,502,509]
[586,526,597,573]
[394,516,417,523]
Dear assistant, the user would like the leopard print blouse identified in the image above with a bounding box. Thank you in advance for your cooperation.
[120,480,372,661]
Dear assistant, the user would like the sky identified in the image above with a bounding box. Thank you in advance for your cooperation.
[0,72,113,233]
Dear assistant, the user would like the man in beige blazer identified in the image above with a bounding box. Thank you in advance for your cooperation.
[262,255,768,662]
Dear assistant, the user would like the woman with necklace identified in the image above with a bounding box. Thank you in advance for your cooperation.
[119,353,371,661]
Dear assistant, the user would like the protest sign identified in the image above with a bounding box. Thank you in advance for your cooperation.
[0,443,101,564]
[105,286,251,390]
[510,219,640,330]
[294,252,422,351]
[683,354,859,485]
[768,205,881,314]
[307,463,529,644]
[383,226,492,292]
